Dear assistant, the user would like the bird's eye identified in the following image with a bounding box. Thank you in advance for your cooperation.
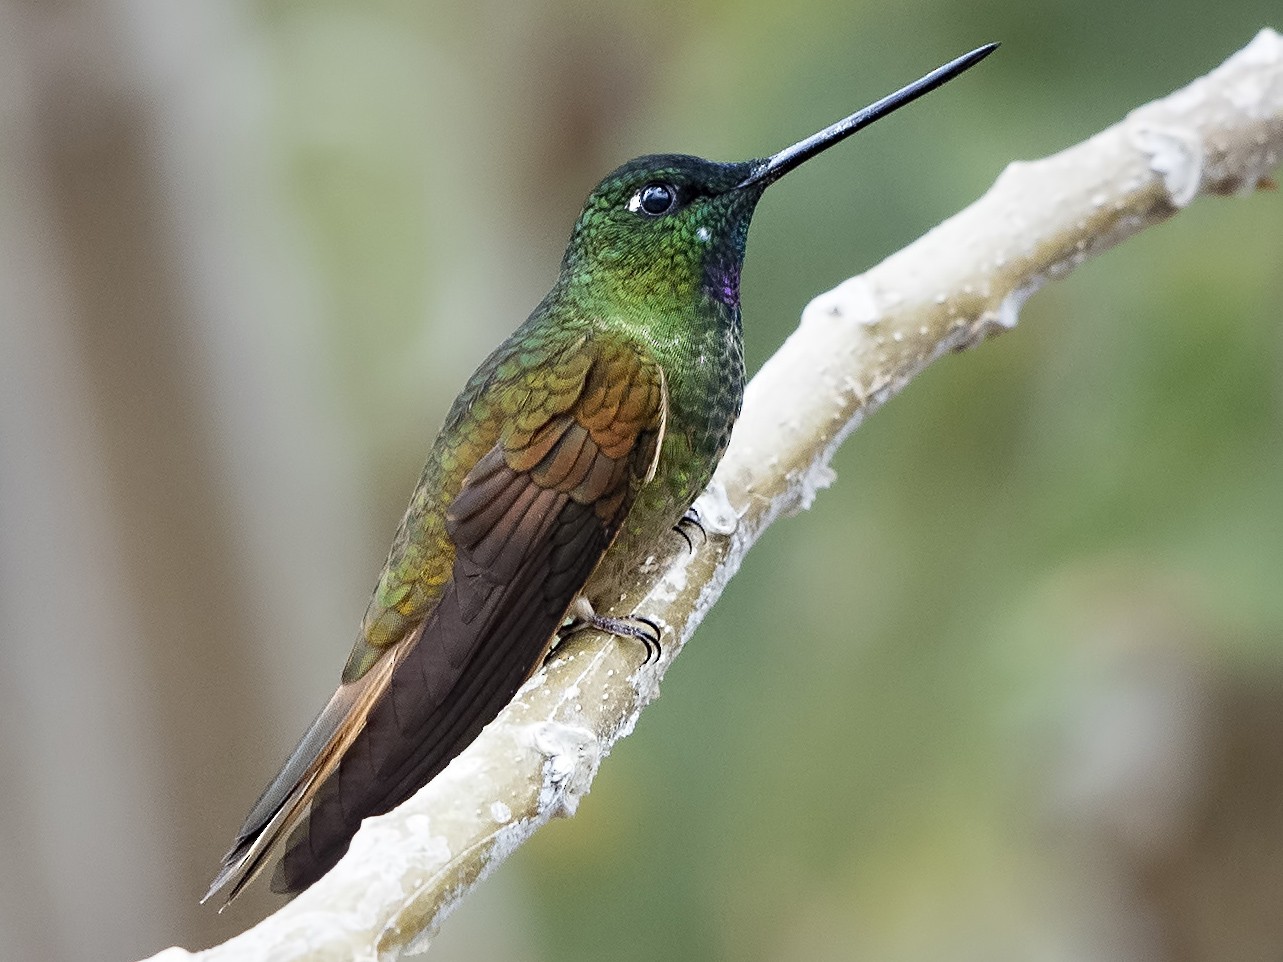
[628,183,677,217]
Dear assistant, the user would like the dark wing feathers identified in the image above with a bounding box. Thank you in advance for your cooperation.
[203,337,668,901]
[274,483,612,890]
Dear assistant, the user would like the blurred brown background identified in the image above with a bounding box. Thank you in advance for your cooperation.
[2,2,1282,961]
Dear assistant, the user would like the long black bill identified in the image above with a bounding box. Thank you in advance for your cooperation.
[737,42,998,189]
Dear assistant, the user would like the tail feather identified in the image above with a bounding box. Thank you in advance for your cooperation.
[201,640,410,908]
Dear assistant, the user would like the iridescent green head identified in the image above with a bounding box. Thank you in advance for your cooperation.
[559,155,762,310]
[553,43,998,313]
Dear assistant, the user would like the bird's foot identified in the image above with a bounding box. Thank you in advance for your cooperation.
[564,598,663,664]
[592,614,663,664]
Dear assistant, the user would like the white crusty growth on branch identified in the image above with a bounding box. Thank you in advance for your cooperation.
[145,28,1283,962]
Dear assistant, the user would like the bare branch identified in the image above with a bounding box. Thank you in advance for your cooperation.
[143,28,1283,962]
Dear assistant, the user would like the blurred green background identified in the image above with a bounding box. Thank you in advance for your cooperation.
[2,2,1281,961]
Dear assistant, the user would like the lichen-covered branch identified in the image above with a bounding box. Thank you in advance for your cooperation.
[143,28,1283,962]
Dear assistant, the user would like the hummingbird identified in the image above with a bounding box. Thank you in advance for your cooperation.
[205,42,996,906]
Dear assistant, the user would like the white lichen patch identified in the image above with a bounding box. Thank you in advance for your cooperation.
[404,814,432,838]
[1133,124,1204,206]
[526,721,600,816]
[649,558,688,606]
[628,654,664,704]
[349,807,451,867]
[489,801,512,824]
[516,669,548,695]
[981,276,1045,334]
[804,274,880,326]
[800,462,836,510]
[691,479,738,535]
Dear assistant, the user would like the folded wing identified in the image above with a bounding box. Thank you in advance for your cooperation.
[205,336,667,904]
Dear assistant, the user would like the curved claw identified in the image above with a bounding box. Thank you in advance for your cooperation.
[674,508,707,554]
[634,616,662,664]
[674,524,694,553]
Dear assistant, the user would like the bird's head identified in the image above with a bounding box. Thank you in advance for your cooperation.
[554,43,998,315]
